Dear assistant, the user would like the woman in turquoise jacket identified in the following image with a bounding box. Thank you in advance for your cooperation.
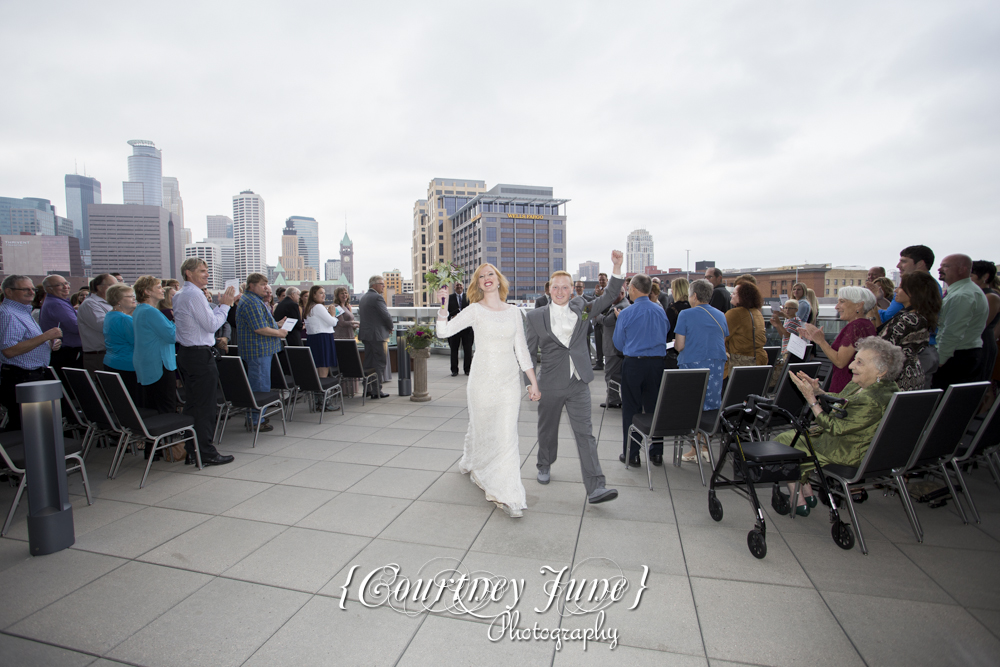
[132,275,177,416]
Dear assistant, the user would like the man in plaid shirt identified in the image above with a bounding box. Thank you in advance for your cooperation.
[236,273,287,430]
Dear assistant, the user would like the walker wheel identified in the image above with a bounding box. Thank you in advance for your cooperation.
[831,520,855,550]
[747,529,767,559]
[708,494,724,522]
[771,487,791,516]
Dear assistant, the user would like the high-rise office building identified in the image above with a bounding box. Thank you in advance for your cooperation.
[325,258,341,280]
[184,242,223,289]
[233,190,266,280]
[0,235,84,277]
[0,197,56,236]
[382,269,402,293]
[122,140,163,207]
[278,228,318,282]
[205,236,236,283]
[87,204,183,282]
[411,199,429,306]
[56,216,75,237]
[626,229,654,274]
[449,183,569,301]
[339,230,354,288]
[579,261,600,281]
[182,228,192,245]
[162,176,184,229]
[401,278,414,294]
[411,178,488,305]
[207,214,234,239]
[65,175,102,261]
[284,216,319,275]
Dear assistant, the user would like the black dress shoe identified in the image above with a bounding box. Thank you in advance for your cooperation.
[184,452,196,465]
[201,453,235,466]
[593,364,605,371]
[464,371,470,375]
[651,454,663,466]
[451,371,458,377]
[619,453,641,467]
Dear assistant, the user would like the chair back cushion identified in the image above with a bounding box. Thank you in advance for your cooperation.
[285,346,323,392]
[772,362,821,417]
[95,371,147,434]
[649,369,709,437]
[855,389,942,479]
[334,339,367,379]
[63,368,117,430]
[218,357,260,409]
[909,382,989,469]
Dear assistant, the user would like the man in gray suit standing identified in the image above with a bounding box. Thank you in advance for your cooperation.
[525,250,624,504]
[359,275,393,399]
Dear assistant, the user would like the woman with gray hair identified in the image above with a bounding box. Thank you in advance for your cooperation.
[674,279,730,461]
[775,336,902,515]
[798,285,877,393]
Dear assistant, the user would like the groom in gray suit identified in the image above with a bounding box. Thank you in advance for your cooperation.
[524,250,625,504]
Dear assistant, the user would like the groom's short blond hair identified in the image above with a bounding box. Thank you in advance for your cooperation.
[550,270,572,281]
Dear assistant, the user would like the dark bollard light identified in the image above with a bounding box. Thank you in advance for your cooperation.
[17,380,75,556]
[396,325,412,397]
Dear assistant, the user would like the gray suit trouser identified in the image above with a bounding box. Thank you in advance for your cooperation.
[362,339,386,391]
[536,377,606,495]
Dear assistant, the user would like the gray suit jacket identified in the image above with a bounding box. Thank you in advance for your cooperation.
[596,299,629,357]
[358,289,393,341]
[525,276,623,391]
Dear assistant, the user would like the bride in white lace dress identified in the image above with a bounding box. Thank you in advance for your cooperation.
[436,264,540,518]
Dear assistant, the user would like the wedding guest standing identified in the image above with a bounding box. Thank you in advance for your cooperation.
[78,274,116,374]
[303,286,339,378]
[447,282,473,376]
[40,274,81,371]
[236,273,287,429]
[132,276,177,416]
[358,275,392,399]
[1,275,62,431]
[799,286,878,393]
[273,287,303,346]
[174,258,236,466]
[103,283,143,407]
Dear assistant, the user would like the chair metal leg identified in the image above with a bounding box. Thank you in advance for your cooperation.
[251,413,263,448]
[1,475,26,536]
[643,435,653,491]
[80,425,97,460]
[192,431,203,470]
[693,433,707,487]
[108,431,129,479]
[213,403,226,444]
[986,451,1000,490]
[139,437,160,489]
[67,453,93,505]
[951,460,981,524]
[938,463,968,524]
[217,404,231,445]
[837,478,868,555]
[894,474,924,541]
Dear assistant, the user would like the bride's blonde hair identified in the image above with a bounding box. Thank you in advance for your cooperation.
[466,263,509,303]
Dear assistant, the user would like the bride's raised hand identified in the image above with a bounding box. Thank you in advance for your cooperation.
[435,288,449,311]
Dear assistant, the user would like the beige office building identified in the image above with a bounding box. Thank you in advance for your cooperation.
[184,242,223,289]
[279,230,318,282]
[411,178,487,306]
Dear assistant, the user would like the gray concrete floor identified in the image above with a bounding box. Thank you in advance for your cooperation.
[2,355,1000,666]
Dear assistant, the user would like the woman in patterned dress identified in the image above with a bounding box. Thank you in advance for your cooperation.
[878,271,941,391]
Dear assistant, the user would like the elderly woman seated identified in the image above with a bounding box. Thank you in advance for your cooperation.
[775,337,904,516]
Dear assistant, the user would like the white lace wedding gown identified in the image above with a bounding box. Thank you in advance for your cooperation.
[436,304,534,512]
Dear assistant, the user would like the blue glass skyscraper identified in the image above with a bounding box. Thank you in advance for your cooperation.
[65,174,102,252]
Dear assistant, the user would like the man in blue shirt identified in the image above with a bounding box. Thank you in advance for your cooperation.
[613,273,669,466]
[0,275,62,431]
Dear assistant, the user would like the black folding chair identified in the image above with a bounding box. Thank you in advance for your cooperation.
[760,362,821,438]
[949,398,1000,521]
[45,366,89,443]
[334,339,379,405]
[902,381,990,529]
[763,346,781,367]
[627,369,710,489]
[62,367,126,465]
[216,356,287,447]
[819,389,942,555]
[271,349,299,419]
[0,430,93,537]
[95,371,201,487]
[285,346,344,423]
[699,365,773,466]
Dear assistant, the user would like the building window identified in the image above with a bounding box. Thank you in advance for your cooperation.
[439,243,444,254]
[826,279,830,285]
[834,288,838,295]
[553,230,563,243]
[486,227,497,242]
[553,258,563,270]
[826,289,830,295]
[487,256,497,265]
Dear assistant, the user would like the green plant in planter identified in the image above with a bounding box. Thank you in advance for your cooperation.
[403,323,437,353]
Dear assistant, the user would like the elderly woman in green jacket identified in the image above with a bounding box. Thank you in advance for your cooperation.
[776,336,904,516]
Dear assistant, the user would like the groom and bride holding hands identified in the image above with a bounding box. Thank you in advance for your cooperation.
[436,250,625,518]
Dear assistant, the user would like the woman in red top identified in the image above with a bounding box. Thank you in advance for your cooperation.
[798,286,877,393]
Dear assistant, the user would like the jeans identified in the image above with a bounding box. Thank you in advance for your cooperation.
[245,354,272,424]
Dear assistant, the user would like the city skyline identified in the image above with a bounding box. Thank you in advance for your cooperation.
[2,2,997,285]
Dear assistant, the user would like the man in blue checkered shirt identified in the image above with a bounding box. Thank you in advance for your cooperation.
[1,275,63,431]
[235,273,288,430]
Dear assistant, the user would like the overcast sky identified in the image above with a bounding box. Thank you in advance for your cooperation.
[2,1,997,284]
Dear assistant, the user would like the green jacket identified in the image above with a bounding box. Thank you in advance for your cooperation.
[780,380,898,468]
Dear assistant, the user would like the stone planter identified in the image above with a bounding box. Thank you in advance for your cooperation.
[409,347,432,402]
